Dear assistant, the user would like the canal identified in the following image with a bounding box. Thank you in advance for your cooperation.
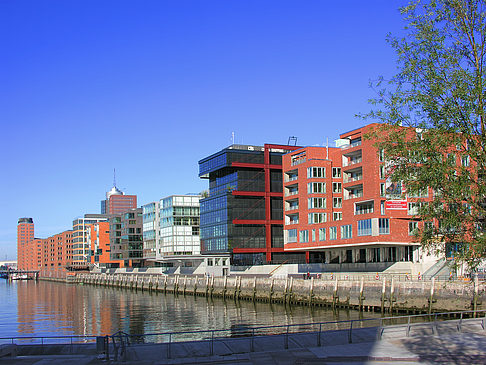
[0,279,382,341]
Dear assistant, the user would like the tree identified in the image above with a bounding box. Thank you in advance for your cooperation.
[363,0,486,270]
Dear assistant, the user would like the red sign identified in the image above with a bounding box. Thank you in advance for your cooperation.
[385,200,407,210]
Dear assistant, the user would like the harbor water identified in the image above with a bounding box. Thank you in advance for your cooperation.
[0,279,381,342]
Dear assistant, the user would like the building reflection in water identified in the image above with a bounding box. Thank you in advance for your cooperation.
[13,280,381,340]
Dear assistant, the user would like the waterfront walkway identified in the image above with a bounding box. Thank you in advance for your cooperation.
[2,317,486,364]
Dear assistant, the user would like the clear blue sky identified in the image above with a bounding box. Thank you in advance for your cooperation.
[0,0,406,260]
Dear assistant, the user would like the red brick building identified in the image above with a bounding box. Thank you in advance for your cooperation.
[17,218,34,270]
[282,124,422,269]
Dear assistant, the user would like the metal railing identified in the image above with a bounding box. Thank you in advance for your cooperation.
[2,310,485,360]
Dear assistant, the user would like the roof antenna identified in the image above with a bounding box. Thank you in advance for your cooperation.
[288,136,297,146]
[231,131,235,145]
[113,168,117,187]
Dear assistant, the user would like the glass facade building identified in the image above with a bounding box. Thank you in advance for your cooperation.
[199,144,305,265]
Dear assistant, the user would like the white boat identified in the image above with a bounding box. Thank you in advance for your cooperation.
[10,274,30,280]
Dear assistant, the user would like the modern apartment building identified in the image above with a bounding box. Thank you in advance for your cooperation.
[87,222,123,268]
[109,208,143,267]
[142,195,202,261]
[17,218,34,270]
[142,201,159,260]
[159,195,201,257]
[71,214,109,269]
[282,124,422,270]
[198,143,304,265]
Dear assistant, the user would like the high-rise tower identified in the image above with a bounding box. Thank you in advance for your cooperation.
[17,218,34,270]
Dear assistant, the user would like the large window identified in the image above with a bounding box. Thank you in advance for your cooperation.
[332,182,342,193]
[332,167,341,178]
[308,182,326,194]
[308,197,326,209]
[329,227,337,240]
[307,167,326,178]
[287,229,297,243]
[299,230,309,243]
[357,219,372,236]
[379,218,390,234]
[341,224,352,239]
[333,212,342,221]
[318,228,325,241]
[308,213,327,224]
[409,221,418,235]
[333,197,342,208]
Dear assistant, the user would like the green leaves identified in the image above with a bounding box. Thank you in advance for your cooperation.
[363,0,486,271]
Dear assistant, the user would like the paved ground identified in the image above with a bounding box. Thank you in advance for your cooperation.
[1,318,486,364]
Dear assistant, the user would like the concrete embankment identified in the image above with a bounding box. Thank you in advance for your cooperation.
[41,273,486,314]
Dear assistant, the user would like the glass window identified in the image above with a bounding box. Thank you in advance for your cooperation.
[408,221,418,235]
[308,197,326,209]
[307,182,326,194]
[329,227,337,240]
[462,155,470,167]
[332,182,342,193]
[307,167,326,178]
[299,230,309,243]
[357,219,372,236]
[287,229,297,243]
[380,201,385,215]
[333,197,342,208]
[308,213,327,224]
[332,167,341,178]
[333,212,342,221]
[318,228,325,241]
[379,218,390,234]
[341,224,352,239]
[311,229,316,242]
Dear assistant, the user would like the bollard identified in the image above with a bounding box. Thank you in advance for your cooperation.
[359,276,365,311]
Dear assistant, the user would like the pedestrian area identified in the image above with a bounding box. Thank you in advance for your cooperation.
[1,317,486,364]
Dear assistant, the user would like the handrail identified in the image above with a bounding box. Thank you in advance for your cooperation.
[2,309,484,346]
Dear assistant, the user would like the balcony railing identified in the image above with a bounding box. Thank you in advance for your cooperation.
[285,190,299,197]
[286,205,299,211]
[345,192,364,200]
[344,175,363,183]
[286,175,298,182]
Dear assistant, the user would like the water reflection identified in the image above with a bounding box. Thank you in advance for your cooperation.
[0,279,382,341]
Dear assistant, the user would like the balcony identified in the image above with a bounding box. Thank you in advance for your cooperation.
[345,191,364,200]
[341,138,362,150]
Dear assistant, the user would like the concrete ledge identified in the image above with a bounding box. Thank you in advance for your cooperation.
[0,344,17,358]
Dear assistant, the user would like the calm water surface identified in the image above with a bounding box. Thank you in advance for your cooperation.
[0,279,380,341]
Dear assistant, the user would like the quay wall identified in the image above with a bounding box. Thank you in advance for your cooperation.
[42,273,486,314]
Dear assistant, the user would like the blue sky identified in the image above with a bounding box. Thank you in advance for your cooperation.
[0,1,406,260]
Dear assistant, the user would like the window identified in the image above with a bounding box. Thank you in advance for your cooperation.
[287,229,297,243]
[332,182,342,193]
[341,224,352,239]
[318,228,326,241]
[355,201,373,215]
[307,167,326,178]
[332,167,341,178]
[299,230,309,243]
[312,229,316,242]
[329,227,337,240]
[333,197,342,208]
[308,197,326,209]
[358,219,372,236]
[380,183,386,197]
[379,165,386,179]
[333,212,342,221]
[408,221,418,235]
[380,201,385,215]
[379,218,390,234]
[379,149,385,162]
[407,188,428,198]
[308,213,327,224]
[308,182,326,194]
[461,155,470,167]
